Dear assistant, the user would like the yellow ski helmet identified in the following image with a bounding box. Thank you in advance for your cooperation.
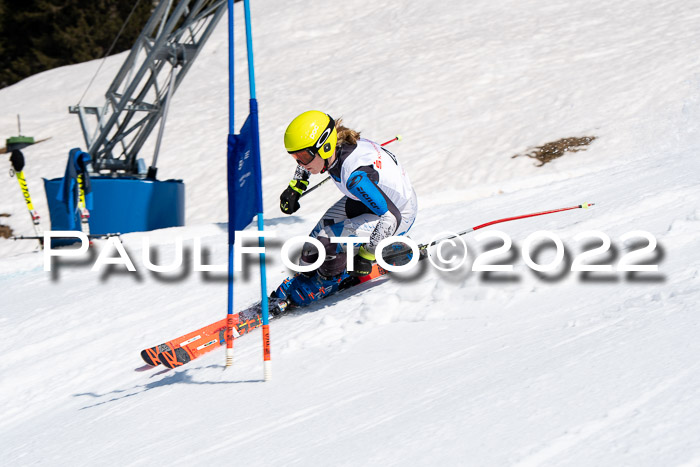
[284,110,337,160]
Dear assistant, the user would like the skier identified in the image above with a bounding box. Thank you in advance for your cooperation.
[273,110,418,307]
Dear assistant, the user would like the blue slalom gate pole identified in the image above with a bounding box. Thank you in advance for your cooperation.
[225,0,236,367]
[243,0,256,100]
[243,0,271,381]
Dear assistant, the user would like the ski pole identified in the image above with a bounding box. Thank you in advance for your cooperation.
[299,175,331,198]
[301,135,402,198]
[9,150,43,247]
[380,135,401,146]
[384,202,595,261]
[77,174,91,235]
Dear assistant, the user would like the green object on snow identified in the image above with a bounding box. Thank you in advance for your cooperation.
[6,135,35,151]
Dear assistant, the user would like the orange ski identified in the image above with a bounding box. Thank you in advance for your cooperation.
[142,246,420,369]
[140,317,227,366]
[158,311,263,368]
[141,303,263,367]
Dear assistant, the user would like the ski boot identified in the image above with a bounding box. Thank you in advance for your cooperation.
[272,270,354,308]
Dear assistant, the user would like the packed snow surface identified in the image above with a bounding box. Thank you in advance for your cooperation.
[1,0,700,465]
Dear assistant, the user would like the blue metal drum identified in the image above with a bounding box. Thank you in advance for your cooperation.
[43,176,185,235]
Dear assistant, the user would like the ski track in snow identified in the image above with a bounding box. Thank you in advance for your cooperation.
[2,0,700,465]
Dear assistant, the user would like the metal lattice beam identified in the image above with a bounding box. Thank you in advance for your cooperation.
[69,0,227,175]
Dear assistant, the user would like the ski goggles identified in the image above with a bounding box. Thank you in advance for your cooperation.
[291,149,317,166]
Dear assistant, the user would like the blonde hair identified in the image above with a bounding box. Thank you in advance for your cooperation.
[335,118,361,146]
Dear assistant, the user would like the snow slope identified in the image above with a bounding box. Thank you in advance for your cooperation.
[1,0,700,465]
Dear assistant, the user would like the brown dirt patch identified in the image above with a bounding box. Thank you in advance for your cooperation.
[0,213,12,238]
[512,136,596,166]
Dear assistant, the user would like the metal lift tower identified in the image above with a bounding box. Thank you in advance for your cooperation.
[44,0,229,238]
[69,0,227,178]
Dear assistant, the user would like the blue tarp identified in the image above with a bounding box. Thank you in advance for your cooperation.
[55,148,93,230]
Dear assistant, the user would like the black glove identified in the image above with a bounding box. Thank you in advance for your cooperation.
[280,179,308,214]
[349,246,375,277]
